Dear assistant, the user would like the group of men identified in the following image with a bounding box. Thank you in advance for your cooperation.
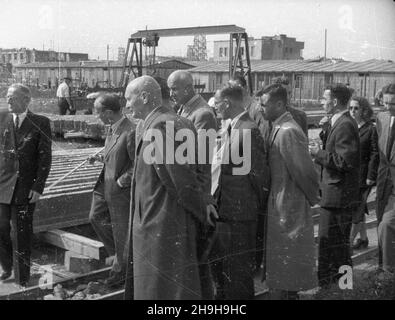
[1,72,395,300]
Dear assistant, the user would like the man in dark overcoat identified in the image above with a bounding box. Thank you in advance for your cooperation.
[0,84,51,286]
[124,75,216,300]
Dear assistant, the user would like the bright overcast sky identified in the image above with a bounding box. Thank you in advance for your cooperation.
[0,0,394,61]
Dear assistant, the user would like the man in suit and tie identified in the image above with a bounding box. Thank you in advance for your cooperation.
[376,83,395,274]
[123,75,216,300]
[0,84,52,286]
[167,70,218,299]
[310,83,360,288]
[88,93,136,287]
[209,85,270,299]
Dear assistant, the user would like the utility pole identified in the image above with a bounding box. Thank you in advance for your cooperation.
[324,29,327,60]
[107,44,110,87]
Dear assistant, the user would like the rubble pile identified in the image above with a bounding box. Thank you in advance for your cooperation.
[43,281,110,300]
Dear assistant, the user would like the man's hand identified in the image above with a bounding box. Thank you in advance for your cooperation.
[309,141,321,157]
[366,179,375,186]
[29,190,41,203]
[206,204,219,227]
[88,154,103,165]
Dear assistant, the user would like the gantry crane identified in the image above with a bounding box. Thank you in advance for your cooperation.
[119,25,253,95]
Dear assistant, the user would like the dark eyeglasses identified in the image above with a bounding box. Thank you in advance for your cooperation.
[349,106,359,111]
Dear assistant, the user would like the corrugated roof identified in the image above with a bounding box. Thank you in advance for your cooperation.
[13,58,201,69]
[188,59,395,73]
[13,61,124,68]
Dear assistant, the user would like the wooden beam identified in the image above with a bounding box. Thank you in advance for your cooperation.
[39,229,106,260]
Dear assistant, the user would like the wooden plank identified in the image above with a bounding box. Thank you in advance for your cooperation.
[38,229,106,260]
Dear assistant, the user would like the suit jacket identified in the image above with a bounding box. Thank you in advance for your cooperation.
[266,111,319,291]
[376,111,395,222]
[315,111,360,208]
[214,112,270,221]
[359,121,379,188]
[131,106,206,299]
[0,110,52,205]
[288,106,308,137]
[94,117,136,199]
[179,94,217,198]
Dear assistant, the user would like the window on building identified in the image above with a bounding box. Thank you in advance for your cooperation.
[219,47,224,57]
[285,48,288,53]
[224,47,228,57]
[251,46,255,57]
[290,48,293,54]
[241,47,244,56]
[14,53,17,60]
[20,53,24,60]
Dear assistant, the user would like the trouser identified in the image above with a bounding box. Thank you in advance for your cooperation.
[58,98,70,115]
[209,220,257,300]
[196,222,216,300]
[89,188,130,276]
[0,203,35,285]
[255,213,266,270]
[318,207,353,287]
[378,195,395,273]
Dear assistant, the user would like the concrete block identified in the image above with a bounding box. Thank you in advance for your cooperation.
[64,251,102,274]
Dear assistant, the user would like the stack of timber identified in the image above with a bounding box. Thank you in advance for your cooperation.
[33,147,103,233]
[44,113,108,140]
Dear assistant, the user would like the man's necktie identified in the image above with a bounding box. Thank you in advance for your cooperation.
[177,105,184,116]
[211,123,231,196]
[105,126,113,152]
[387,120,395,159]
[14,114,19,131]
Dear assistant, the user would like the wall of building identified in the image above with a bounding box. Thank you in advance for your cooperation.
[213,35,304,61]
[213,38,261,62]
[189,69,395,103]
[0,48,89,66]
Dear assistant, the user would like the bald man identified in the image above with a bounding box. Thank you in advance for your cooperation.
[124,76,216,300]
[168,70,218,299]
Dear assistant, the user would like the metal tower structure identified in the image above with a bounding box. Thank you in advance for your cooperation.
[119,25,253,95]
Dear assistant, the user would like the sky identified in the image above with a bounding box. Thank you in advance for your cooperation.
[0,0,394,61]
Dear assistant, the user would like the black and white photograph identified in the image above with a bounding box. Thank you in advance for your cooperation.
[0,0,395,305]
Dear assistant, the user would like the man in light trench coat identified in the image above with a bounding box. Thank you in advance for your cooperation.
[258,83,320,299]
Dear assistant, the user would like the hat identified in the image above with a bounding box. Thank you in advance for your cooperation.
[63,76,72,81]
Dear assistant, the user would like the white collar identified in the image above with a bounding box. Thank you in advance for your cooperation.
[13,110,28,127]
[230,111,247,129]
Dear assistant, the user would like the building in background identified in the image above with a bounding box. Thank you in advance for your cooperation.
[13,59,197,89]
[188,59,395,104]
[213,34,304,61]
[118,47,126,62]
[0,48,89,65]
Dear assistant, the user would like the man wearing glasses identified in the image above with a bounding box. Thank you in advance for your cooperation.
[376,83,395,275]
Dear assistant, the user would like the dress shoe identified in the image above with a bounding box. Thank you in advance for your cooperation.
[353,238,369,250]
[0,270,12,281]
